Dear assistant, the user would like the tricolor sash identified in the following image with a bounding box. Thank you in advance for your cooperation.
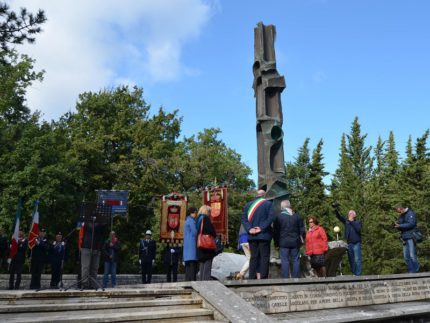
[247,197,265,222]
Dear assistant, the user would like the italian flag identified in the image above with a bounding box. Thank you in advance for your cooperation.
[28,201,40,250]
[9,199,23,259]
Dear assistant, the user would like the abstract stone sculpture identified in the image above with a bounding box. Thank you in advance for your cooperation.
[253,22,288,202]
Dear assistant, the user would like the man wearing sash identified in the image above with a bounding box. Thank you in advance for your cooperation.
[241,190,274,279]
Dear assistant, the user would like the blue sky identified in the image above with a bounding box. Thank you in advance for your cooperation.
[12,0,430,184]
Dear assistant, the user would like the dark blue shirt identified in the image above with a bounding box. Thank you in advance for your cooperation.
[335,209,362,244]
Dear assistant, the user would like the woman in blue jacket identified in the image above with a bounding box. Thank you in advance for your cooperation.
[183,207,198,281]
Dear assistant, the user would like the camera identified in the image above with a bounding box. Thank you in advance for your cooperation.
[331,202,340,209]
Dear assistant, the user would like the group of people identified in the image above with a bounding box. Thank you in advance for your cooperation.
[3,228,66,290]
[0,196,420,289]
[183,205,218,281]
[237,189,420,279]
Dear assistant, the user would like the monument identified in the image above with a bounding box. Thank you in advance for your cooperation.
[253,22,288,203]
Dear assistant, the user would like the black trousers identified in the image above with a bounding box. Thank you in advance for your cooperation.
[249,240,270,279]
[141,262,153,284]
[166,264,178,282]
[184,261,198,281]
[9,261,24,290]
[51,262,62,287]
[30,261,45,289]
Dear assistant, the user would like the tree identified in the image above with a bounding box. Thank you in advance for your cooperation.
[0,2,46,52]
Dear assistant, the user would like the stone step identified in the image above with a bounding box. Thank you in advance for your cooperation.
[0,293,193,305]
[0,297,202,313]
[0,303,204,320]
[2,308,215,323]
[0,288,191,303]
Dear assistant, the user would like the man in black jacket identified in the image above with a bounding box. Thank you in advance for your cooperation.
[394,203,419,273]
[29,229,49,289]
[50,232,67,288]
[274,200,305,278]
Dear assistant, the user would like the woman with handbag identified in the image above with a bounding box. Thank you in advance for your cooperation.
[305,216,328,277]
[196,205,217,280]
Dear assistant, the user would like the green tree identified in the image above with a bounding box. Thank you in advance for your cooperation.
[0,2,46,52]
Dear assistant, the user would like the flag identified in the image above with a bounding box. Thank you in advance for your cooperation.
[28,201,40,250]
[78,222,84,250]
[9,198,23,259]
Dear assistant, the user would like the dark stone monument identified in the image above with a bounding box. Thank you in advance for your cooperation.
[253,22,288,202]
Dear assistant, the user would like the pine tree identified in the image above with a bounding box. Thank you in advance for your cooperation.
[0,2,46,52]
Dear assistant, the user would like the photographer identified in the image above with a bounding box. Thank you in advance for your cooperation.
[332,202,362,276]
[394,203,419,273]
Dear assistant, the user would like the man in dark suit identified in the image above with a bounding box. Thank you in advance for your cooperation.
[241,189,274,279]
[29,228,49,289]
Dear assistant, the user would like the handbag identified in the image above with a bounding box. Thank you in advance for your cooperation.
[197,217,216,250]
[412,228,424,243]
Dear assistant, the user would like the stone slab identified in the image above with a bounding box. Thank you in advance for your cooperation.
[272,300,430,322]
[191,280,274,323]
[228,273,430,314]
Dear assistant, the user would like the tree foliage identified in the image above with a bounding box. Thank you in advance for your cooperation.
[0,2,46,52]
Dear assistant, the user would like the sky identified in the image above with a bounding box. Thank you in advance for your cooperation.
[10,0,430,184]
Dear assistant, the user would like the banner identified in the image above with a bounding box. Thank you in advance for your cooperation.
[9,198,23,259]
[28,201,40,250]
[202,186,228,243]
[160,193,187,244]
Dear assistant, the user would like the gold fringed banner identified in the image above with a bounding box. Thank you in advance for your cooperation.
[202,186,228,244]
[160,193,187,245]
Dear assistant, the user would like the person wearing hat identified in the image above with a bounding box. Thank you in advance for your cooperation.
[29,228,49,289]
[139,230,156,284]
[394,203,420,273]
[50,232,66,288]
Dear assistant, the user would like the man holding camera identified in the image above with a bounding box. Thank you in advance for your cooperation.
[394,203,419,273]
[332,203,362,276]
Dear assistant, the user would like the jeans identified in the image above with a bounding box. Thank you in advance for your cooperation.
[103,261,117,288]
[403,238,419,273]
[347,242,362,276]
[280,247,300,278]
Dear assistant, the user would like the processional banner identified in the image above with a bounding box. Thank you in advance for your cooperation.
[202,186,228,243]
[160,193,187,245]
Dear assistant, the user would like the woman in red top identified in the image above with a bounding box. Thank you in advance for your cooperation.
[305,216,328,277]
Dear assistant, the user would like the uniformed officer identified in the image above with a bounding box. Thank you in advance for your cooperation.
[50,232,66,288]
[163,244,181,282]
[8,229,28,290]
[139,230,156,284]
[29,228,49,289]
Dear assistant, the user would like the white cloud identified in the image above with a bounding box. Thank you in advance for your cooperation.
[9,0,216,120]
